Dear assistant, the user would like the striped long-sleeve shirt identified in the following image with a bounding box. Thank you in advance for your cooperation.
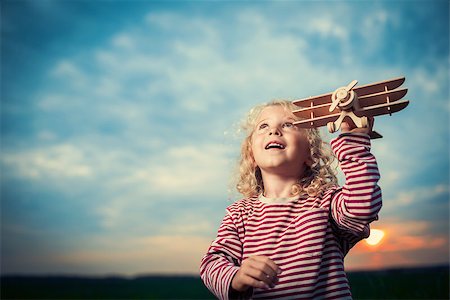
[200,133,382,300]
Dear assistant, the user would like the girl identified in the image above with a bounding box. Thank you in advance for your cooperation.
[200,100,382,299]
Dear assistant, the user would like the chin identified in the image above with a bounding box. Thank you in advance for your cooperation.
[261,161,291,170]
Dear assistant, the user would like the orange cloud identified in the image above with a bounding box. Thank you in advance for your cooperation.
[345,220,449,270]
[351,220,447,253]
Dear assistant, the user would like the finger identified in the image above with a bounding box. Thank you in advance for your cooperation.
[247,257,280,287]
[238,265,273,289]
[249,256,281,276]
[340,121,351,132]
[240,273,270,289]
[247,259,277,279]
[244,265,278,287]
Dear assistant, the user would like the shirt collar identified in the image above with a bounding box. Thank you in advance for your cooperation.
[259,193,299,204]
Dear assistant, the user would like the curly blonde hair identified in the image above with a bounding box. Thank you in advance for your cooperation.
[236,100,337,198]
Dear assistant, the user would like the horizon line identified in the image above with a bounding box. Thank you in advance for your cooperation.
[1,263,448,279]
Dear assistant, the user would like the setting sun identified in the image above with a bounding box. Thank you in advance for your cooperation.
[366,229,385,246]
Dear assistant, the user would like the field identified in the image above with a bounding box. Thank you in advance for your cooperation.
[1,265,448,299]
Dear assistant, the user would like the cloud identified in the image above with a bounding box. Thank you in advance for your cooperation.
[3,232,212,275]
[145,144,233,196]
[50,60,88,89]
[360,9,389,40]
[379,183,449,232]
[390,184,448,207]
[37,93,83,111]
[112,32,136,50]
[353,220,447,253]
[409,60,448,106]
[2,138,233,204]
[308,17,349,41]
[93,143,234,229]
[347,219,449,270]
[101,143,235,198]
[94,8,360,118]
[381,235,447,253]
[1,144,93,179]
[51,235,212,275]
[146,11,184,31]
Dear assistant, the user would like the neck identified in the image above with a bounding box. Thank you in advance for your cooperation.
[260,170,303,198]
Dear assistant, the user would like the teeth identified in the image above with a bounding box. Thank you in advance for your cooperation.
[265,143,285,149]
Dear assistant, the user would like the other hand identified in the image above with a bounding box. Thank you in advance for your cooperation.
[231,256,281,292]
[340,116,374,135]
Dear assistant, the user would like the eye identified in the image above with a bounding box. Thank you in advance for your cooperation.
[258,123,268,130]
[282,122,294,129]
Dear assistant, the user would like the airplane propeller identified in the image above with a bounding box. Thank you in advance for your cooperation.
[329,80,358,112]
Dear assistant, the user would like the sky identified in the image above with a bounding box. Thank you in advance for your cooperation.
[1,0,449,276]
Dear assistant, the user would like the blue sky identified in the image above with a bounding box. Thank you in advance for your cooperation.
[1,0,449,275]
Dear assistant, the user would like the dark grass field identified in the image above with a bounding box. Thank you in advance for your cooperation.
[1,265,448,299]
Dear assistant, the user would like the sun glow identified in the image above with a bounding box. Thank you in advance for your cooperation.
[365,229,385,246]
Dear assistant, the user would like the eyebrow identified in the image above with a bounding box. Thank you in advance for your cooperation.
[256,118,269,125]
[255,116,296,126]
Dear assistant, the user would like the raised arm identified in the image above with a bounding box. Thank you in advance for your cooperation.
[329,132,382,239]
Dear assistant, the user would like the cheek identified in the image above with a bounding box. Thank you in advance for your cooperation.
[250,136,260,154]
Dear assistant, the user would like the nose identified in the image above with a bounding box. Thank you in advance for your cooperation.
[269,126,281,136]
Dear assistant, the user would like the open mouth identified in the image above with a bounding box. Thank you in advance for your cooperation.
[265,142,286,150]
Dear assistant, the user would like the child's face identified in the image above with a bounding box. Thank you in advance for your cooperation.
[251,105,310,178]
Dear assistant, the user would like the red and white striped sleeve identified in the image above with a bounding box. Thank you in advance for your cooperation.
[200,208,246,300]
[329,132,382,238]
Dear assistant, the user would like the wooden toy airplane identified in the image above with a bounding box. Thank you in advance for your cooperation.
[291,76,410,139]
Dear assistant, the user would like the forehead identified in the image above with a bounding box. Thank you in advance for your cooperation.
[257,105,295,121]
